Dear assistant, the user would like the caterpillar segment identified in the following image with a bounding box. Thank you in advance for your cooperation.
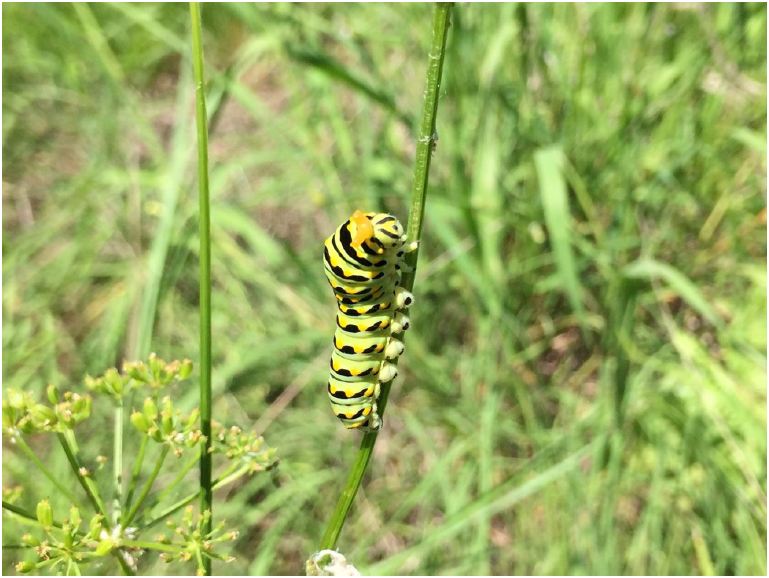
[323,210,415,431]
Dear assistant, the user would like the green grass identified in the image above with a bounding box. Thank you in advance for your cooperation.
[3,2,767,575]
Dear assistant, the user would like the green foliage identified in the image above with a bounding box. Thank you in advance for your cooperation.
[3,2,766,576]
[2,357,276,575]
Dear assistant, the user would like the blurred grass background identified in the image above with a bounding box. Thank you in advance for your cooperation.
[2,2,766,575]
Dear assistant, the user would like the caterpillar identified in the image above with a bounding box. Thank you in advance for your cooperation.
[323,209,416,431]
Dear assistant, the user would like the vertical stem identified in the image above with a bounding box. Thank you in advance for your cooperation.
[112,400,124,526]
[319,2,452,551]
[401,4,452,282]
[190,3,213,575]
[124,435,148,509]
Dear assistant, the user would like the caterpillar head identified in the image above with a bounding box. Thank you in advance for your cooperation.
[349,210,405,252]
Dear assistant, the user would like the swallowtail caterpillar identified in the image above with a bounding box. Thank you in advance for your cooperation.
[323,210,416,431]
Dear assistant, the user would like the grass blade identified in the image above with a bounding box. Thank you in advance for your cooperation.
[285,46,413,127]
[535,146,588,331]
[366,440,599,575]
[623,258,723,328]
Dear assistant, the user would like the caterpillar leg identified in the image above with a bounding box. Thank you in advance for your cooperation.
[395,287,414,309]
[398,236,419,253]
[378,361,398,383]
[361,385,383,432]
[363,408,382,432]
[391,312,411,333]
[385,338,405,360]
[395,240,419,273]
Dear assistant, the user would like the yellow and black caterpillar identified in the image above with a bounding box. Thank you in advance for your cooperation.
[323,210,415,431]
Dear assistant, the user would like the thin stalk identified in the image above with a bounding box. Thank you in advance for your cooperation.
[194,546,206,574]
[124,436,148,509]
[190,3,213,575]
[15,436,80,504]
[137,463,248,531]
[319,2,452,551]
[211,463,250,489]
[56,432,109,520]
[121,539,179,554]
[122,445,169,527]
[112,400,124,525]
[153,453,199,505]
[138,490,198,532]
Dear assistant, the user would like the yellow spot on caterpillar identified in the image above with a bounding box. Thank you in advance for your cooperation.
[350,210,374,248]
[362,407,372,416]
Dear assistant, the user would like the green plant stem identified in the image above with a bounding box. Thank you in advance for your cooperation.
[138,491,197,532]
[15,436,80,505]
[137,463,248,531]
[113,400,124,525]
[56,432,109,520]
[121,539,179,553]
[124,436,148,509]
[318,2,452,551]
[190,3,213,576]
[212,463,250,488]
[194,546,206,574]
[153,453,199,505]
[122,445,169,527]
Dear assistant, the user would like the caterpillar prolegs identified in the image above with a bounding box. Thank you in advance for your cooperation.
[323,210,415,431]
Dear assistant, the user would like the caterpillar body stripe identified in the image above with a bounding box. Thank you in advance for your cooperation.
[323,210,415,431]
